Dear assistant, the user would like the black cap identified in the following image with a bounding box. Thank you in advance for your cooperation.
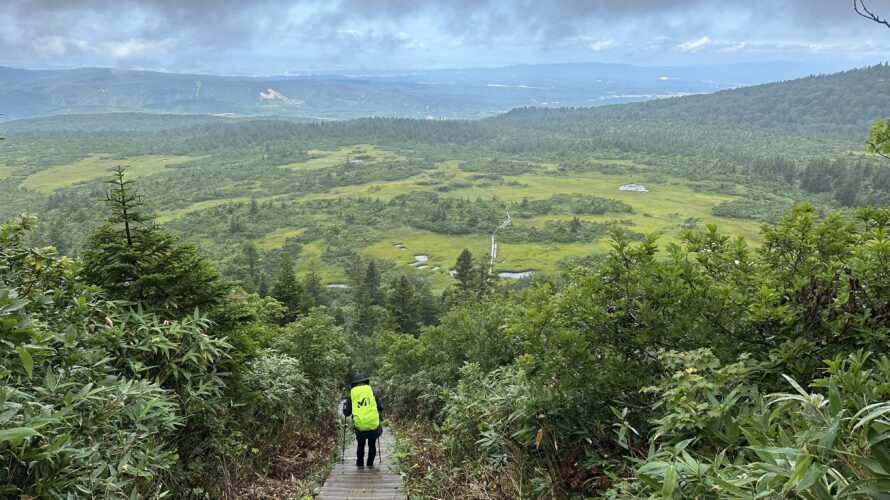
[351,373,370,385]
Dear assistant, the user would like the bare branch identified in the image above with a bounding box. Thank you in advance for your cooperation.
[866,141,890,160]
[854,0,890,28]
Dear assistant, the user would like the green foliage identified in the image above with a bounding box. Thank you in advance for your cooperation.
[613,351,890,498]
[383,203,890,497]
[81,169,228,316]
[1,211,355,497]
[642,349,759,444]
[453,249,475,291]
[512,194,633,217]
[868,118,890,158]
[386,275,422,334]
[0,215,181,498]
[270,254,312,323]
[272,309,352,420]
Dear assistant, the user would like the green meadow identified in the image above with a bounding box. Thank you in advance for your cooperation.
[22,154,195,192]
[247,147,766,284]
[0,164,15,181]
[280,144,407,171]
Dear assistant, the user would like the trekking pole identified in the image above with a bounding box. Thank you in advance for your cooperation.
[379,413,384,466]
[341,415,346,464]
[340,397,347,464]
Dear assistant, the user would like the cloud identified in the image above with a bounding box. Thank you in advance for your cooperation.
[0,0,887,72]
[106,38,178,58]
[31,36,90,57]
[588,38,619,51]
[676,36,712,52]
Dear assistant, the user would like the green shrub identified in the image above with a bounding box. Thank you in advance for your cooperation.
[1,216,182,498]
[612,351,890,498]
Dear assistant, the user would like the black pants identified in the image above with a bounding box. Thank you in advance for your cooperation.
[356,435,377,466]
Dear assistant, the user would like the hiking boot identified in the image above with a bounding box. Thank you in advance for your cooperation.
[366,461,375,468]
[355,459,364,468]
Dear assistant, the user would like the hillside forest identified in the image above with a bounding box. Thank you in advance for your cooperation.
[2,58,890,498]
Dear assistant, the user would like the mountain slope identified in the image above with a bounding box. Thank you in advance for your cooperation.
[496,64,890,139]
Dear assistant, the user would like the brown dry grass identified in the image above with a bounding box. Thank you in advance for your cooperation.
[232,416,339,499]
[393,420,526,499]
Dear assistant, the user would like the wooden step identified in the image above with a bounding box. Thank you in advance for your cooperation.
[316,421,405,500]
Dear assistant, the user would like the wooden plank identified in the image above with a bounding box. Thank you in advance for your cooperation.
[317,420,405,500]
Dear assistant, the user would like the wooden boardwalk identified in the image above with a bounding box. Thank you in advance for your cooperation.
[316,424,403,499]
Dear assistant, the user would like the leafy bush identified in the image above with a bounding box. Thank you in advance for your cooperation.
[1,216,181,498]
[612,351,890,498]
[272,309,352,421]
[1,212,354,497]
[384,204,890,498]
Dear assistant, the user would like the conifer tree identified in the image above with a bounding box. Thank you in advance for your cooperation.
[257,274,270,298]
[353,288,380,336]
[417,282,440,326]
[240,243,260,292]
[454,248,475,291]
[303,266,326,307]
[81,167,227,315]
[270,254,311,324]
[386,275,421,334]
[362,259,384,306]
[475,253,496,297]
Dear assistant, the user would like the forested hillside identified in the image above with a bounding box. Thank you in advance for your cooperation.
[497,64,890,140]
[3,62,890,498]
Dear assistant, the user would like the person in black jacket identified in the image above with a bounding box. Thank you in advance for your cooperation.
[343,373,384,467]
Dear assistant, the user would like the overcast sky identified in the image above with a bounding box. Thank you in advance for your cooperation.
[1,0,889,74]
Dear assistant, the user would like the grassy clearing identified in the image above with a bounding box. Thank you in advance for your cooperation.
[361,228,490,289]
[280,144,407,171]
[467,172,764,244]
[297,160,466,202]
[157,197,251,223]
[496,241,601,272]
[157,193,294,223]
[163,147,764,288]
[288,162,765,282]
[296,241,349,284]
[0,164,15,181]
[257,228,306,249]
[23,155,194,192]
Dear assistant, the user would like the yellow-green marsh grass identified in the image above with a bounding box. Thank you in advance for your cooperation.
[0,164,15,181]
[280,144,407,171]
[23,155,194,192]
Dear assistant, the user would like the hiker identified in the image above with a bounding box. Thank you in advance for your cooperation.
[343,373,383,468]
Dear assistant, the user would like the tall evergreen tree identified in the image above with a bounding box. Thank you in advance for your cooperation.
[386,275,421,334]
[475,253,496,297]
[454,249,475,291]
[270,255,311,324]
[417,281,440,326]
[353,288,380,336]
[303,266,326,308]
[240,243,260,292]
[362,260,385,306]
[81,167,227,316]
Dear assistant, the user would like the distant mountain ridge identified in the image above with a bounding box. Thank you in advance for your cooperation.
[496,64,890,140]
[0,61,840,122]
